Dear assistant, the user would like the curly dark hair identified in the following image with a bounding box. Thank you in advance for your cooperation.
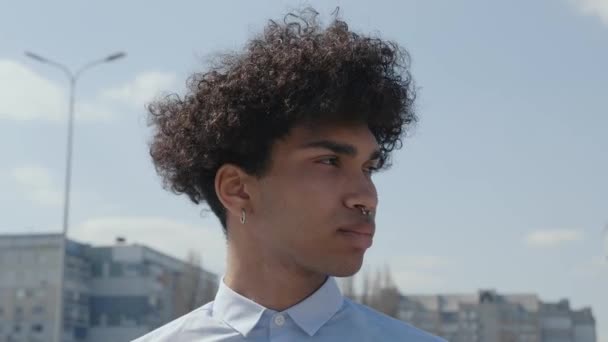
[147,8,417,232]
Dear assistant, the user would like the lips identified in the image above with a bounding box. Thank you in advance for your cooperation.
[337,223,375,249]
[338,223,375,236]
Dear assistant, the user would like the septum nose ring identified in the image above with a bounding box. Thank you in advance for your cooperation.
[358,205,372,216]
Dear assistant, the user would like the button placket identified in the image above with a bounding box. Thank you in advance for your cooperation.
[274,313,286,326]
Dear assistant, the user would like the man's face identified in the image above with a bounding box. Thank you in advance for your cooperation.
[249,121,380,277]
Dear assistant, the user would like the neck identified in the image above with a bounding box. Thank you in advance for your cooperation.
[224,236,327,311]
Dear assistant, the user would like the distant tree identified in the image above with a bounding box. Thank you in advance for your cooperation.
[340,275,356,300]
[360,268,372,306]
[370,268,382,306]
[371,264,400,317]
[173,250,216,317]
[341,265,402,318]
[352,264,401,317]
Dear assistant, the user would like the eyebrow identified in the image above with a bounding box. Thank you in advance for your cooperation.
[299,139,382,161]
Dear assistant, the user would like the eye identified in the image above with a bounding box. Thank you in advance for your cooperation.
[317,156,339,167]
[363,165,380,176]
[363,158,382,176]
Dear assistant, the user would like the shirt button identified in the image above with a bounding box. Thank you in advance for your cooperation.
[274,314,286,326]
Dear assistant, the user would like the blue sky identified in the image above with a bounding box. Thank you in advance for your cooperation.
[1,0,607,340]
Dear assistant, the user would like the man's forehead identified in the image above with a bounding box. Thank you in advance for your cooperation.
[289,121,380,148]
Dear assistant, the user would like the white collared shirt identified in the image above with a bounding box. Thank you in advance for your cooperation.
[132,277,446,341]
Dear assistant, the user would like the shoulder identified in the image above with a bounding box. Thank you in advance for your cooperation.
[342,298,447,342]
[131,302,227,342]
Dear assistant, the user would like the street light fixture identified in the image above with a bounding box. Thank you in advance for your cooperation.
[25,51,126,342]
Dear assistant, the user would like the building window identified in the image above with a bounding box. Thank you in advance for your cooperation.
[74,326,87,339]
[108,313,120,326]
[90,313,99,327]
[121,315,137,327]
[91,262,102,277]
[110,263,124,277]
[148,295,158,307]
[35,288,46,298]
[124,264,139,277]
[16,288,27,299]
[101,262,111,277]
[31,323,44,333]
[32,306,45,315]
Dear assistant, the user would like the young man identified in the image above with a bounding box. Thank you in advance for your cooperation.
[134,9,445,342]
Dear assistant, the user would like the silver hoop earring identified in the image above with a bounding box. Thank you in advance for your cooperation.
[240,209,246,224]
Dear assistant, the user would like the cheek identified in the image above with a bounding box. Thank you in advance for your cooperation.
[290,175,344,228]
[259,165,345,225]
[271,164,341,195]
[298,164,345,187]
[295,172,345,211]
[266,175,338,226]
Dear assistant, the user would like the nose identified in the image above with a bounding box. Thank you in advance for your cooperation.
[343,175,378,214]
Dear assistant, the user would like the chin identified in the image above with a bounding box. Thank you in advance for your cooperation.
[331,268,361,278]
[326,257,364,277]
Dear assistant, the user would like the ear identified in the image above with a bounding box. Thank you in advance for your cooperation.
[214,164,252,222]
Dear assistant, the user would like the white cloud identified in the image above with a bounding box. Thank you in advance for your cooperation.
[101,71,177,109]
[12,166,54,188]
[572,0,608,25]
[524,229,584,247]
[72,216,226,274]
[11,166,63,207]
[0,60,113,122]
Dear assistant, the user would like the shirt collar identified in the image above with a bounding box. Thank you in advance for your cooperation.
[285,276,344,336]
[212,277,267,337]
[212,277,344,337]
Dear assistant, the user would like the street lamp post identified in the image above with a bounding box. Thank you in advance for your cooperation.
[25,51,126,342]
